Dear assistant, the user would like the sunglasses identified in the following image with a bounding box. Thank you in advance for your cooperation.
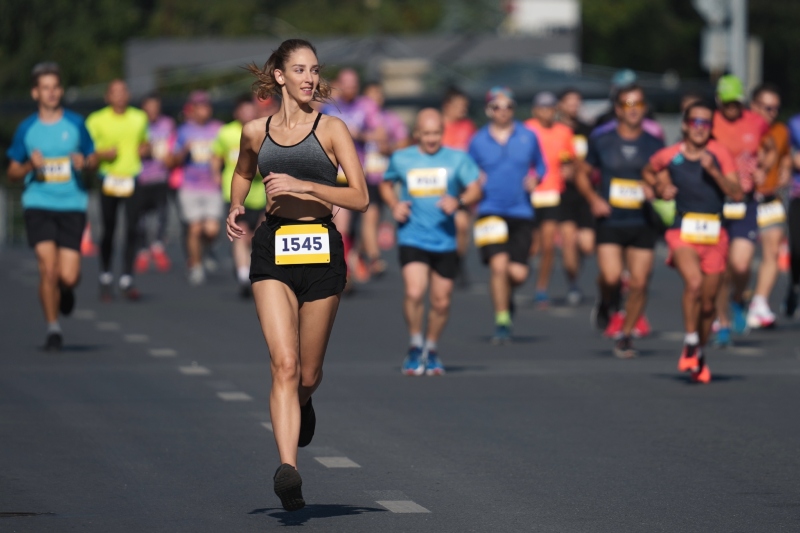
[756,103,780,114]
[489,103,515,111]
[687,118,712,129]
[618,99,645,110]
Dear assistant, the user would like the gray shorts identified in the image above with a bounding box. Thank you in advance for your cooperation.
[178,189,223,223]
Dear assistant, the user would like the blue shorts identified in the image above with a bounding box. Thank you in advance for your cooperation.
[725,198,758,243]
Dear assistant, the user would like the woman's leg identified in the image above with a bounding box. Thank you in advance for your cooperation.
[297,294,341,406]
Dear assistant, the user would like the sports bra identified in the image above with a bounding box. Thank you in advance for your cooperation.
[257,112,339,187]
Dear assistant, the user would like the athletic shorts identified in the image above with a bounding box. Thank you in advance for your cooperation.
[178,189,223,223]
[475,215,534,265]
[756,195,787,233]
[399,245,459,279]
[24,209,86,251]
[226,203,264,230]
[561,182,595,229]
[665,228,729,275]
[535,204,562,225]
[367,183,384,208]
[724,197,758,243]
[596,223,657,250]
[250,213,347,304]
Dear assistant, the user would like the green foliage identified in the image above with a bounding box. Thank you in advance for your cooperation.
[274,0,442,35]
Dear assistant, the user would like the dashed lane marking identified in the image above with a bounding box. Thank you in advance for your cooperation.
[124,334,149,343]
[96,321,120,331]
[314,457,360,468]
[149,348,177,357]
[73,309,96,320]
[261,422,274,432]
[217,391,253,402]
[179,365,211,376]
[729,346,765,357]
[375,501,431,514]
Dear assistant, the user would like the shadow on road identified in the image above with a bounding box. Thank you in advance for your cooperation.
[39,344,108,353]
[652,372,746,384]
[249,504,386,525]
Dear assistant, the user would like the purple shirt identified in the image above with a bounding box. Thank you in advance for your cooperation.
[591,118,665,141]
[788,114,800,198]
[139,116,175,185]
[321,97,378,163]
[173,120,222,191]
[364,110,409,185]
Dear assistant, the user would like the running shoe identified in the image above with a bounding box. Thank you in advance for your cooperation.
[402,347,425,376]
[298,397,316,448]
[151,245,172,273]
[59,286,75,316]
[273,464,305,512]
[677,343,700,372]
[613,336,637,359]
[784,286,798,318]
[713,327,732,348]
[731,301,749,334]
[533,290,549,309]
[134,250,151,274]
[632,314,651,338]
[491,324,512,345]
[425,351,445,376]
[691,362,712,384]
[239,283,252,299]
[121,285,141,302]
[44,332,63,352]
[203,250,219,274]
[188,266,205,286]
[566,288,583,307]
[603,311,625,338]
[99,282,113,302]
[591,301,610,331]
[747,305,776,330]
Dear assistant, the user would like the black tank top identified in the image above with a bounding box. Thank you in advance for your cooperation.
[257,112,339,186]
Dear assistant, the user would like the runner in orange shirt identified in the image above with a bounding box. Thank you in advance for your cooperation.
[524,91,576,307]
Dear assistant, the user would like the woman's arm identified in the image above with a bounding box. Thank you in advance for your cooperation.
[226,121,260,241]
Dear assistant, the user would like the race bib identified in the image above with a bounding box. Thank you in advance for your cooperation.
[609,178,644,209]
[337,166,348,185]
[365,151,389,175]
[680,213,721,245]
[190,141,213,164]
[274,225,330,265]
[407,168,447,197]
[573,135,588,160]
[102,175,135,198]
[722,202,746,220]
[757,200,786,228]
[473,216,509,247]
[40,157,71,183]
[152,140,169,161]
[531,189,561,208]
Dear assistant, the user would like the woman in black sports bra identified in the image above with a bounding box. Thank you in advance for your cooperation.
[226,39,368,512]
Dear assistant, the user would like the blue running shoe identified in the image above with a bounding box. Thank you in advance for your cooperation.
[713,327,732,348]
[491,324,512,345]
[425,351,445,376]
[534,290,549,309]
[731,302,748,335]
[402,346,425,376]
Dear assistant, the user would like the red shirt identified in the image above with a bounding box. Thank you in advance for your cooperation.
[712,109,769,193]
[442,118,477,152]
[524,119,575,193]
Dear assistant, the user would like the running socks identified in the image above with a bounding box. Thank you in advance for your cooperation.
[424,339,437,353]
[409,333,423,348]
[47,322,61,334]
[495,310,512,326]
[119,275,133,289]
[236,266,250,284]
[684,332,699,346]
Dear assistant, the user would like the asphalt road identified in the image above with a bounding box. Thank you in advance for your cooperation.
[1,239,799,532]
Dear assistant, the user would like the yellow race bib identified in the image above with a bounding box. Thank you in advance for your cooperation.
[757,200,786,228]
[190,141,213,164]
[102,175,135,198]
[274,225,330,265]
[609,178,644,209]
[40,157,72,183]
[336,166,348,185]
[151,140,169,161]
[365,151,389,175]
[473,216,509,247]
[722,202,746,220]
[531,190,561,208]
[680,213,721,245]
[407,168,448,198]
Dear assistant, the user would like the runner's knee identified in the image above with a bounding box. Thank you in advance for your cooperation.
[300,366,322,389]
[272,356,300,384]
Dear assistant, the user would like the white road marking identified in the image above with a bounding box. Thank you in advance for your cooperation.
[730,347,765,357]
[96,321,120,331]
[659,331,685,341]
[217,392,253,401]
[261,422,274,432]
[73,309,96,320]
[124,334,149,343]
[375,501,430,513]
[179,365,211,376]
[149,348,177,357]
[314,457,360,468]
[550,308,576,318]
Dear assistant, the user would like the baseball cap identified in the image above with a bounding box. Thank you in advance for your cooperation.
[533,91,557,108]
[716,75,745,103]
[486,86,515,104]
[611,69,637,89]
[188,90,211,105]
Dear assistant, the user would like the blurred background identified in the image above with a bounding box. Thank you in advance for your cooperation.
[1,0,797,243]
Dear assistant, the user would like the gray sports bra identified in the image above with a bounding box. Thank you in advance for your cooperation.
[257,112,339,186]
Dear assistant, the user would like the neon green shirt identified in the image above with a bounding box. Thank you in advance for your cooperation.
[212,120,267,210]
[86,106,148,178]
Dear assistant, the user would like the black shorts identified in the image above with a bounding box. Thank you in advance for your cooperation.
[367,183,384,208]
[561,182,595,229]
[250,213,347,304]
[399,246,459,279]
[596,223,657,250]
[535,204,562,225]
[24,209,86,251]
[226,203,264,231]
[476,215,534,265]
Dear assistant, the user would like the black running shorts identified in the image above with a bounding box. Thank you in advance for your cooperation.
[399,245,459,280]
[560,182,595,229]
[24,209,86,251]
[250,213,347,304]
[476,215,534,265]
[595,223,657,250]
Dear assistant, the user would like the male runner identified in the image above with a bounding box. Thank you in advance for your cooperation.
[381,108,482,374]
[133,93,174,274]
[747,83,791,329]
[6,62,97,350]
[212,95,265,298]
[557,88,596,305]
[170,90,223,286]
[468,87,546,343]
[524,91,576,307]
[86,79,149,300]
[711,75,774,343]
[645,102,741,383]
[593,70,665,141]
[576,84,664,358]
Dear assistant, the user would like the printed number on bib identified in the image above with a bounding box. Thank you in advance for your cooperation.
[102,175,135,198]
[40,157,71,183]
[336,166,348,185]
[473,216,509,247]
[757,200,786,228]
[275,225,330,265]
[609,178,645,209]
[722,202,746,220]
[407,168,447,197]
[365,151,389,175]
[680,213,721,245]
[190,141,213,164]
[531,189,560,208]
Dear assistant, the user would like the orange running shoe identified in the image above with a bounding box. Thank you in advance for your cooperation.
[632,314,651,338]
[691,363,711,384]
[603,311,625,338]
[151,245,172,273]
[134,250,151,274]
[677,344,700,372]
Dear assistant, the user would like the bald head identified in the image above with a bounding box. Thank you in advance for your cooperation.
[415,108,444,155]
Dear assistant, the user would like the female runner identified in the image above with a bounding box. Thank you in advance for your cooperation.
[227,39,368,511]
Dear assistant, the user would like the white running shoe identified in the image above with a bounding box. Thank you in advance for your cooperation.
[747,304,776,330]
[188,265,206,286]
